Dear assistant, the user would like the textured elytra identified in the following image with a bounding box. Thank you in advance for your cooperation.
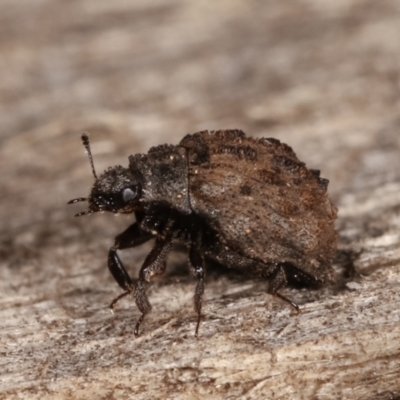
[180,130,338,284]
[70,129,338,336]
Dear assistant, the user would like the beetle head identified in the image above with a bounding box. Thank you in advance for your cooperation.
[68,134,141,216]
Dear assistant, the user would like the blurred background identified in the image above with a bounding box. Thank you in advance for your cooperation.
[1,0,399,256]
[1,1,400,398]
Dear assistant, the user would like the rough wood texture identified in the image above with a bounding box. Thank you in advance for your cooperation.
[1,1,400,399]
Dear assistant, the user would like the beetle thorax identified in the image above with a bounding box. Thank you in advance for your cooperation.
[129,145,192,214]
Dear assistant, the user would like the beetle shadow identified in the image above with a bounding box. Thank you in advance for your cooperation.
[159,245,365,306]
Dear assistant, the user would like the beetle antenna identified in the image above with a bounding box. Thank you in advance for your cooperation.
[81,132,98,180]
[67,197,87,204]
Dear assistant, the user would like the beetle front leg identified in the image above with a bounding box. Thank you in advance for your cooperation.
[134,237,173,336]
[108,223,154,310]
[188,245,205,337]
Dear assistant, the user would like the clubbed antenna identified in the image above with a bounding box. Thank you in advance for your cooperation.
[82,132,98,180]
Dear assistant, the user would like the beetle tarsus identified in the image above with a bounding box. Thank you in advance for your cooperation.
[274,292,300,312]
[188,245,205,337]
[109,290,133,311]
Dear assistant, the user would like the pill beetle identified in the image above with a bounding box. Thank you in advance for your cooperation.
[68,130,338,336]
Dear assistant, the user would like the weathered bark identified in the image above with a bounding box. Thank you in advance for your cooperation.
[1,1,400,399]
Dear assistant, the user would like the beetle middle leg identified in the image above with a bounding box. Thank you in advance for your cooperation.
[188,245,205,337]
[134,236,173,336]
[108,222,154,310]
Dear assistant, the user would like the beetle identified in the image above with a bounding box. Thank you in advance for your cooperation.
[68,130,338,336]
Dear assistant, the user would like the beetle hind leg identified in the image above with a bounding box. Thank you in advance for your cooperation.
[268,263,300,312]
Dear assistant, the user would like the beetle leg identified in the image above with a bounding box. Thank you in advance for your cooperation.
[188,245,205,337]
[134,237,173,336]
[268,264,300,312]
[115,222,154,250]
[108,223,154,310]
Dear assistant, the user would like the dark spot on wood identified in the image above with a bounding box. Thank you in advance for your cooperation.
[240,184,252,196]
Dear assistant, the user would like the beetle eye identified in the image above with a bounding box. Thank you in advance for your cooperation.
[122,188,136,203]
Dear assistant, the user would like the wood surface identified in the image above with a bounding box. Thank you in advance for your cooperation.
[1,1,400,399]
